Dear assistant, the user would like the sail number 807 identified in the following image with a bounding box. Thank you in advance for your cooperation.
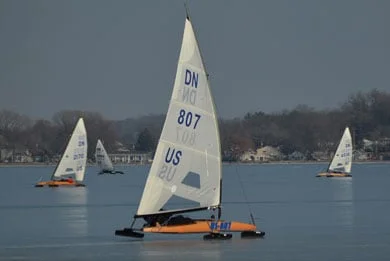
[177,109,201,129]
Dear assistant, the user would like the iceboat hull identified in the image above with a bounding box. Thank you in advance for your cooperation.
[35,180,85,187]
[316,172,352,178]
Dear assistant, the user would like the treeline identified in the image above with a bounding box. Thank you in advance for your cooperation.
[1,89,390,161]
[220,89,390,160]
[0,110,118,160]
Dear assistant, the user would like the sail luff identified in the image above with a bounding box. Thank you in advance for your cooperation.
[185,13,222,206]
[325,153,332,173]
[184,16,222,206]
[50,137,69,180]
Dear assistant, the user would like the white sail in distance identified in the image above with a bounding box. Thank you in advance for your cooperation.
[95,139,114,172]
[52,118,88,182]
[328,127,353,173]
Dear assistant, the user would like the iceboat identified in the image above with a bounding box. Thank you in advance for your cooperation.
[317,127,352,178]
[35,117,88,187]
[95,139,124,175]
[115,10,265,240]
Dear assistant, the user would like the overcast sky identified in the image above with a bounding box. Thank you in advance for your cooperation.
[0,0,388,120]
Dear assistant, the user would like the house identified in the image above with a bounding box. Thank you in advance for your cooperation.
[353,150,369,161]
[288,151,306,161]
[109,152,152,164]
[240,146,283,162]
[0,148,33,163]
[0,148,13,162]
[311,151,330,161]
[13,150,33,163]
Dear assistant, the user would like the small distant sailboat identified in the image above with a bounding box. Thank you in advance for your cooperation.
[95,139,124,175]
[317,127,353,178]
[115,10,265,240]
[35,117,88,187]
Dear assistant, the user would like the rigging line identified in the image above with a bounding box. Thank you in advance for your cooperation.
[234,164,256,226]
[51,132,73,180]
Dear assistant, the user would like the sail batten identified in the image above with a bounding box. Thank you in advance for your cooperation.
[170,99,215,117]
[136,18,221,217]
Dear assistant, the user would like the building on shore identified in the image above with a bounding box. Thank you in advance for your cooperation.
[240,146,283,162]
[108,152,152,164]
[0,148,33,163]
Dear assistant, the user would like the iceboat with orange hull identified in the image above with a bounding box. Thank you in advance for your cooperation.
[316,127,353,178]
[35,117,88,187]
[316,172,352,178]
[141,219,259,234]
[35,178,86,187]
[115,9,265,240]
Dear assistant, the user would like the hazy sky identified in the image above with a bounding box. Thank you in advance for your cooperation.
[0,0,388,120]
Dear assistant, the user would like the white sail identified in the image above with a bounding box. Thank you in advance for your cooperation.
[328,127,353,173]
[136,17,221,216]
[95,139,114,172]
[52,117,88,182]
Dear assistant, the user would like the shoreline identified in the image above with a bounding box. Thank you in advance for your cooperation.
[0,160,389,167]
[0,162,152,167]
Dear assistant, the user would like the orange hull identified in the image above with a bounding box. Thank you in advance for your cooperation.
[316,172,352,178]
[142,220,256,234]
[35,180,85,187]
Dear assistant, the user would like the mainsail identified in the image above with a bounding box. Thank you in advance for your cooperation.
[95,139,114,172]
[51,118,88,182]
[136,17,222,217]
[328,127,353,173]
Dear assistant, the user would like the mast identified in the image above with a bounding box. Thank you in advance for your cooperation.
[185,3,223,212]
[326,127,343,173]
[325,151,333,173]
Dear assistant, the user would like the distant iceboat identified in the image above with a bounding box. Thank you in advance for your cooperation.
[95,139,124,175]
[115,9,265,240]
[35,117,88,187]
[317,127,352,178]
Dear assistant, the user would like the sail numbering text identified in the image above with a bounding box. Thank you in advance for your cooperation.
[158,68,203,182]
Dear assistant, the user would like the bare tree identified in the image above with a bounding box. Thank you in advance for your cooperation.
[0,109,31,147]
[52,110,118,159]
